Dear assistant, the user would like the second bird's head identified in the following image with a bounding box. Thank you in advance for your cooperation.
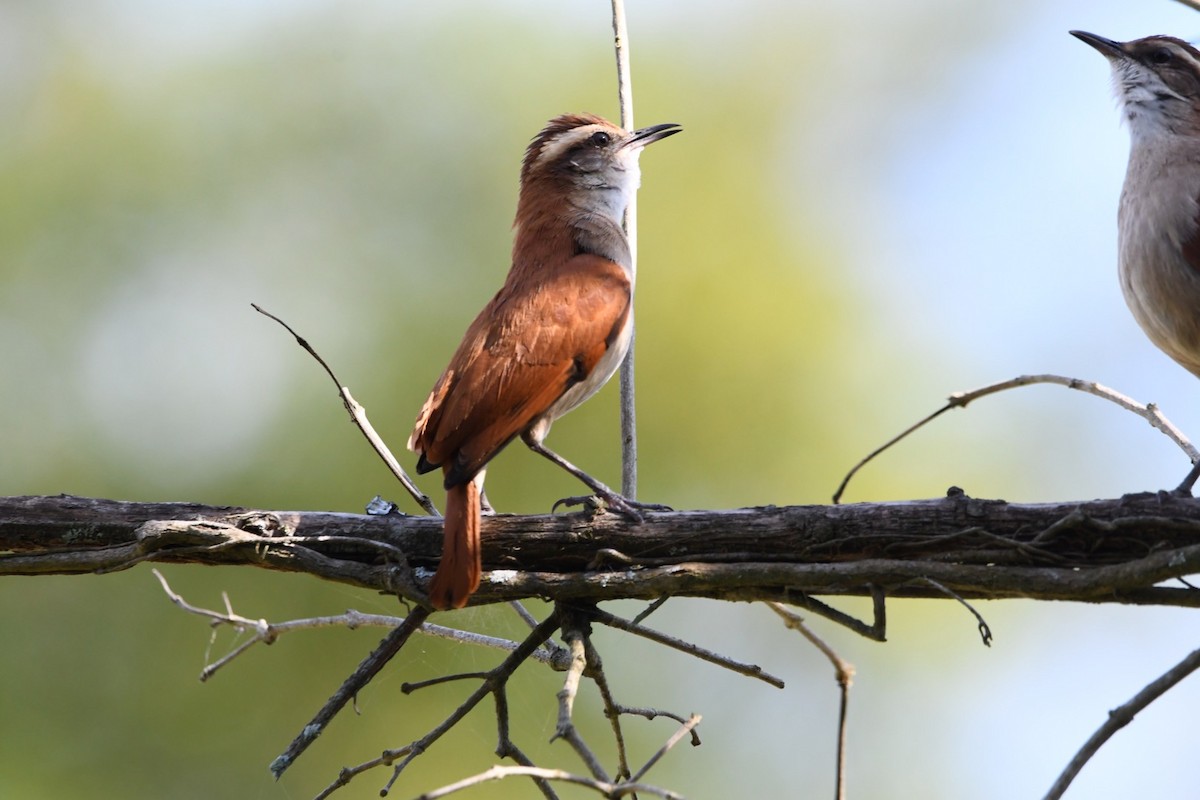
[1072,31,1200,138]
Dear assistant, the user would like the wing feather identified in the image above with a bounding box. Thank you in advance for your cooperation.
[409,254,630,486]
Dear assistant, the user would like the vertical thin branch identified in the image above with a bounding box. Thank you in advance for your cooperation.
[767,603,856,800]
[611,0,637,499]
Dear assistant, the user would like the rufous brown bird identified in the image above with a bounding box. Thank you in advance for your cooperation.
[1073,31,1200,492]
[408,113,681,609]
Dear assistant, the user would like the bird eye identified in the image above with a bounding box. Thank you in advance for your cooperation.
[1150,47,1173,65]
[589,131,611,147]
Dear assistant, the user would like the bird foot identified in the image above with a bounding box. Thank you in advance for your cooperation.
[551,492,671,522]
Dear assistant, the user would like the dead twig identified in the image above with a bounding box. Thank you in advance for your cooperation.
[412,710,700,800]
[552,606,610,782]
[271,605,431,778]
[252,303,438,516]
[918,577,993,647]
[632,596,670,625]
[584,636,633,781]
[587,606,785,688]
[1043,644,1200,800]
[493,683,560,799]
[784,588,888,642]
[610,706,701,747]
[152,570,569,680]
[768,603,856,800]
[314,611,563,799]
[412,764,686,800]
[372,611,564,798]
[630,714,702,784]
[833,374,1199,503]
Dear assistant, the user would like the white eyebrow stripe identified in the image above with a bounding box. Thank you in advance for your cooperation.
[531,125,610,170]
[1179,47,1200,74]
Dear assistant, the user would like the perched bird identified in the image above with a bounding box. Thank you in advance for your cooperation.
[408,113,680,609]
[1073,31,1200,492]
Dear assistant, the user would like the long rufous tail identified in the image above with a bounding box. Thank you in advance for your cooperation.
[428,478,481,610]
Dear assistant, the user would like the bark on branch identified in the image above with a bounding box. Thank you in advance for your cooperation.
[3,492,1200,608]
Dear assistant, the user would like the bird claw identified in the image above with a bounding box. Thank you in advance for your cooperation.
[551,492,671,522]
[552,494,602,514]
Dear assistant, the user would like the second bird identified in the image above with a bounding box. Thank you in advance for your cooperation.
[408,113,681,610]
[1074,31,1200,492]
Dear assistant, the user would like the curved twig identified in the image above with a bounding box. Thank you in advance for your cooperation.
[917,577,993,647]
[252,303,438,516]
[833,374,1199,503]
[1043,645,1200,800]
[768,603,855,800]
[588,606,785,688]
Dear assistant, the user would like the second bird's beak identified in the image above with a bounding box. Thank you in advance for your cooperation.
[1070,30,1128,61]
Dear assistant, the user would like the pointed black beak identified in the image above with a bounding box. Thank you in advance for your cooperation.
[622,122,683,150]
[1070,30,1127,60]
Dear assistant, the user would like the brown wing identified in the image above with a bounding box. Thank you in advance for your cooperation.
[409,253,630,487]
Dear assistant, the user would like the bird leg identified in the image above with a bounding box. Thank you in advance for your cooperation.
[521,435,670,521]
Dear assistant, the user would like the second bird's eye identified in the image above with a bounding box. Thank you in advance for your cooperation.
[1150,48,1173,65]
[590,131,611,146]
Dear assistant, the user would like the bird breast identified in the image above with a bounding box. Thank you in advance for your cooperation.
[1118,142,1200,376]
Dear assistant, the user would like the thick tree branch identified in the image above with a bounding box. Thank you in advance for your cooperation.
[3,493,1200,608]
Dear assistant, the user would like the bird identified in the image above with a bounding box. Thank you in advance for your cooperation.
[1073,31,1200,493]
[407,112,681,609]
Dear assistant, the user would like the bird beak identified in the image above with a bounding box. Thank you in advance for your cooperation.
[621,122,683,150]
[1070,30,1128,61]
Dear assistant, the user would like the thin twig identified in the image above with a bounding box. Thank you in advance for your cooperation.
[401,672,489,693]
[629,714,702,784]
[510,600,541,629]
[583,635,632,780]
[919,577,993,647]
[251,303,438,516]
[315,621,544,798]
[632,596,669,625]
[494,685,560,800]
[1043,645,1200,800]
[784,590,888,642]
[833,374,1199,503]
[1170,0,1200,12]
[768,603,855,800]
[271,606,431,778]
[611,0,638,499]
[365,611,565,798]
[412,765,686,800]
[614,705,700,738]
[587,606,785,688]
[153,570,568,678]
[553,606,610,782]
[414,705,698,800]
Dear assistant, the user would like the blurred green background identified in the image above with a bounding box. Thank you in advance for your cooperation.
[3,1,1200,798]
